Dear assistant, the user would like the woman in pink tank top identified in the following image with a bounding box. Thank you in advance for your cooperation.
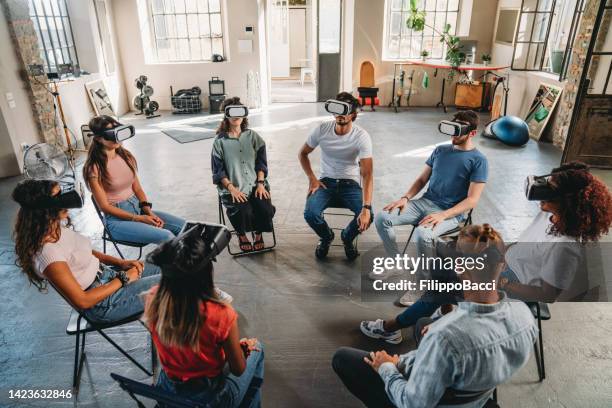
[84,115,186,245]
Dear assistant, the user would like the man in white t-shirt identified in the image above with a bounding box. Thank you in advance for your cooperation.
[298,92,374,260]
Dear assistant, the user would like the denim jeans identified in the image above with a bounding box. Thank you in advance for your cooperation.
[105,195,186,244]
[82,263,161,324]
[303,178,366,243]
[156,343,265,408]
[374,197,463,257]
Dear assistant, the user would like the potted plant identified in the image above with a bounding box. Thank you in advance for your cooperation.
[420,50,429,61]
[482,54,491,66]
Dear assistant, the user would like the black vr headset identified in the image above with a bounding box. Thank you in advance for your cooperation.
[24,182,85,210]
[325,99,356,116]
[93,123,135,143]
[225,105,249,118]
[179,221,232,264]
[525,174,561,201]
[438,120,474,137]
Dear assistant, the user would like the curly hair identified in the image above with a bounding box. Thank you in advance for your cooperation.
[83,115,137,190]
[548,161,612,242]
[216,97,249,134]
[12,180,70,292]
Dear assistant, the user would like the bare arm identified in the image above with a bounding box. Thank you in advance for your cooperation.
[89,176,138,221]
[383,166,432,213]
[298,143,327,195]
[419,182,485,227]
[222,320,247,376]
[131,175,148,207]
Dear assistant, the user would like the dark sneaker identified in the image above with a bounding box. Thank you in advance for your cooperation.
[360,319,403,344]
[315,230,335,259]
[342,235,359,261]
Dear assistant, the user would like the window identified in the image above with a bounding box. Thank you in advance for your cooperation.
[512,0,585,79]
[148,0,225,63]
[384,0,460,60]
[28,0,79,74]
[94,0,116,75]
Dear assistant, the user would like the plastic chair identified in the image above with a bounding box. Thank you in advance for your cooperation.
[217,196,277,256]
[48,281,155,393]
[401,209,474,255]
[92,195,147,260]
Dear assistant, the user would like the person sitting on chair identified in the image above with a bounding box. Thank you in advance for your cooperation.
[499,162,612,302]
[298,92,374,260]
[333,224,537,408]
[84,115,186,245]
[212,97,275,253]
[12,179,161,323]
[374,110,487,267]
[144,227,264,408]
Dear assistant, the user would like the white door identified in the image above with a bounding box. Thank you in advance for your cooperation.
[289,8,307,68]
[269,0,290,78]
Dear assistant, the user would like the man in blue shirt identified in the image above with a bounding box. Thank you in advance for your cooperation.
[374,110,488,264]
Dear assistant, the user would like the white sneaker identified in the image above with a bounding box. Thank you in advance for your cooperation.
[359,319,403,344]
[398,291,415,307]
[215,288,233,303]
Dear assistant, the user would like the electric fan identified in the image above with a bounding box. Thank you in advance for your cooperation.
[23,143,69,180]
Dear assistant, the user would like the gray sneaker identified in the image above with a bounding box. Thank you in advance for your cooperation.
[359,319,403,344]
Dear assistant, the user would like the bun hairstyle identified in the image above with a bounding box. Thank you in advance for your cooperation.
[548,161,612,242]
[216,96,249,134]
[12,180,68,292]
[458,223,505,281]
[144,232,222,352]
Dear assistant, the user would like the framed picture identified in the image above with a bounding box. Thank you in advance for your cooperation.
[525,83,563,141]
[495,8,520,45]
[85,79,116,117]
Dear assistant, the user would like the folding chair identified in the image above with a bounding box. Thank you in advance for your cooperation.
[526,301,551,381]
[218,196,277,256]
[49,282,155,393]
[401,209,473,255]
[322,207,360,249]
[111,372,264,408]
[92,195,147,260]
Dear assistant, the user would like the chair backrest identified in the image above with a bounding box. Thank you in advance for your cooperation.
[359,61,375,87]
[91,194,112,240]
[110,373,208,408]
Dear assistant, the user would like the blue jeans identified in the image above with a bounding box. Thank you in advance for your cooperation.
[303,178,366,243]
[156,343,265,408]
[83,263,161,324]
[374,197,463,257]
[105,195,186,244]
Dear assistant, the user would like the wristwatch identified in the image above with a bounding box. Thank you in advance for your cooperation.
[139,201,153,210]
[256,180,265,185]
[116,270,129,287]
[362,204,372,211]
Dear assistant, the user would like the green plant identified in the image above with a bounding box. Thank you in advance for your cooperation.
[406,0,465,77]
[420,50,429,57]
[481,53,492,62]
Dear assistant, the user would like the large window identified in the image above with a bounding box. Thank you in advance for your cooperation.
[28,0,79,74]
[512,0,585,79]
[148,0,225,63]
[384,0,460,60]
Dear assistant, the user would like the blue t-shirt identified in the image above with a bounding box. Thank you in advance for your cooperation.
[422,144,488,210]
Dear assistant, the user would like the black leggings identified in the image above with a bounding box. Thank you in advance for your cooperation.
[222,187,275,235]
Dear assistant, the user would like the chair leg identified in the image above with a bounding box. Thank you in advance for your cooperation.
[137,247,142,261]
[401,226,416,255]
[95,328,152,376]
[112,241,126,260]
[103,238,107,254]
[535,303,545,381]
[73,317,87,393]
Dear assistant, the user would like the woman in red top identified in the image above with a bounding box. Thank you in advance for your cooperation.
[144,229,264,407]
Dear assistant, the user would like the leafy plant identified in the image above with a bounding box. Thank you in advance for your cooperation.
[481,53,492,62]
[406,0,465,77]
[420,50,429,57]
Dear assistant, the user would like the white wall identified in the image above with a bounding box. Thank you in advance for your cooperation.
[113,0,263,111]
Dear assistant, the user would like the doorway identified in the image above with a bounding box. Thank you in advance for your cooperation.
[267,0,318,103]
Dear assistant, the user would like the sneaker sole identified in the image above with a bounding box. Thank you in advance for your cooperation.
[359,324,403,345]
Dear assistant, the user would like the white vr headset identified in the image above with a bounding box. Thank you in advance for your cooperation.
[96,124,135,143]
[225,105,249,118]
[438,120,473,137]
[324,99,354,116]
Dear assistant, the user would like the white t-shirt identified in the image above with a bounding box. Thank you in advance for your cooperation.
[306,121,373,182]
[34,227,100,290]
[506,211,583,292]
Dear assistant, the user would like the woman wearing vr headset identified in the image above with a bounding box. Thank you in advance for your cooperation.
[499,162,612,302]
[12,179,162,323]
[84,115,186,245]
[212,97,275,252]
[144,228,264,407]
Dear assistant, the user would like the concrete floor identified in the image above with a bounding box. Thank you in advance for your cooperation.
[1,104,611,407]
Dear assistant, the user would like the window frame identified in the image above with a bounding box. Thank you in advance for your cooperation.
[28,0,79,75]
[147,0,227,63]
[382,0,461,61]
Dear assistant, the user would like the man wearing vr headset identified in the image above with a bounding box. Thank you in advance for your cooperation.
[299,92,374,260]
[84,115,186,245]
[212,97,276,253]
[374,110,488,271]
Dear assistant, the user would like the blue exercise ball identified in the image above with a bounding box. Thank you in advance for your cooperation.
[490,116,530,147]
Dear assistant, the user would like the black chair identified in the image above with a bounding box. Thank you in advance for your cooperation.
[322,207,360,249]
[111,372,264,408]
[92,195,147,260]
[526,301,551,381]
[217,196,277,256]
[48,282,155,393]
[401,209,473,255]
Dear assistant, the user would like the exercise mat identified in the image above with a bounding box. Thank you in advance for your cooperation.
[162,127,217,144]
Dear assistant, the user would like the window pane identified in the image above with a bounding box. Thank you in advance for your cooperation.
[154,15,167,38]
[388,35,400,58]
[199,14,211,36]
[513,42,529,69]
[197,0,209,13]
[538,0,554,11]
[168,38,178,60]
[516,13,534,41]
[63,17,73,46]
[185,0,197,13]
[166,14,177,37]
[390,12,401,36]
[156,39,169,62]
[176,14,187,37]
[446,12,458,32]
[436,0,448,11]
[522,0,537,11]
[201,38,212,60]
[424,0,436,11]
[527,43,543,69]
[190,38,202,60]
[212,37,223,56]
[448,0,459,11]
[187,14,199,37]
[391,0,402,11]
[594,8,612,52]
[55,17,66,47]
[164,0,174,13]
[399,37,410,58]
[531,13,549,42]
[69,47,77,64]
[151,0,164,14]
[174,0,186,14]
[587,55,611,94]
[209,0,220,12]
[59,0,67,16]
[178,38,189,60]
[424,11,434,35]
[210,13,222,36]
[434,11,446,32]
